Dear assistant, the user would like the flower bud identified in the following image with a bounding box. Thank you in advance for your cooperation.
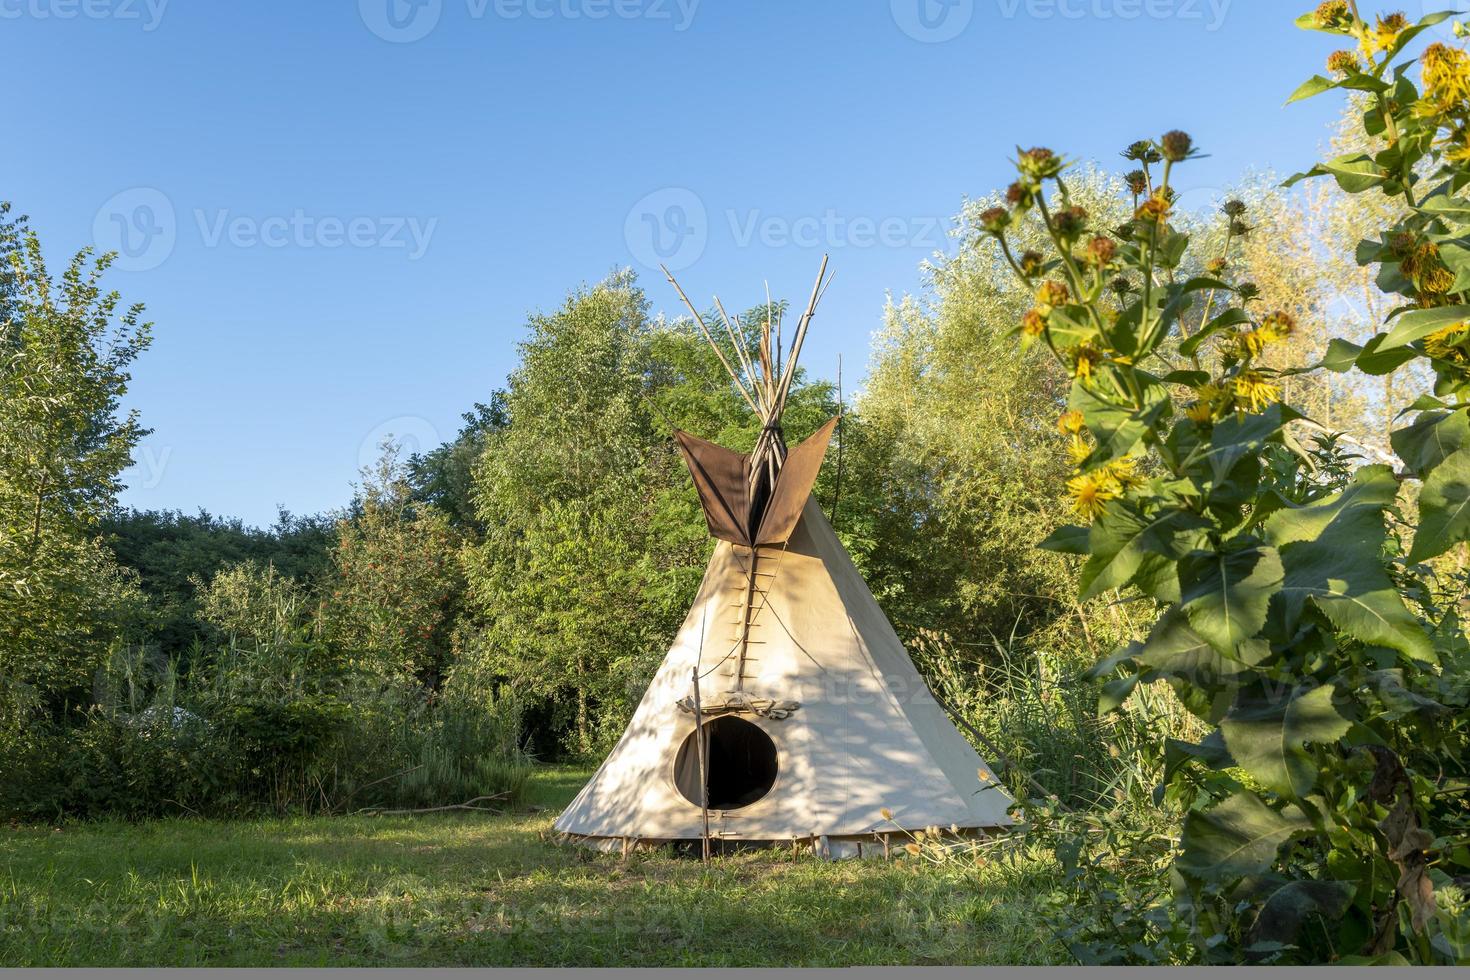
[1017,146,1064,180]
[1312,0,1351,30]
[1160,130,1194,162]
[1019,250,1045,277]
[1221,199,1247,218]
[1206,257,1229,276]
[1006,182,1035,210]
[1110,276,1133,298]
[1122,140,1161,164]
[1057,410,1085,435]
[1327,49,1360,74]
[1237,282,1260,301]
[978,206,1010,235]
[1021,309,1048,337]
[1051,206,1089,242]
[1036,280,1070,309]
[1084,235,1117,266]
[1124,170,1148,196]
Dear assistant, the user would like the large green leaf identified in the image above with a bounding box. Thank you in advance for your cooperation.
[1037,524,1089,556]
[1267,467,1434,661]
[1411,445,1470,562]
[1178,546,1284,656]
[1198,404,1296,483]
[1315,334,1417,376]
[1079,504,1209,601]
[1265,464,1396,547]
[1278,540,1433,662]
[1178,793,1313,883]
[1390,409,1470,478]
[1070,377,1170,470]
[1381,305,1470,350]
[1245,878,1356,953]
[1220,685,1350,799]
[1135,607,1258,688]
[1284,74,1336,105]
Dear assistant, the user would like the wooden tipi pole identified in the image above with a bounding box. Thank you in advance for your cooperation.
[691,667,712,862]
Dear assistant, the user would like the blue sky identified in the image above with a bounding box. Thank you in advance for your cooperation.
[7,0,1380,526]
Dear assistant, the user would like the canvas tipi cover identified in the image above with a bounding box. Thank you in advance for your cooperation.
[554,498,1014,853]
[555,260,1013,854]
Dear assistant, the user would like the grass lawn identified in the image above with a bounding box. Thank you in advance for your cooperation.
[0,766,1065,966]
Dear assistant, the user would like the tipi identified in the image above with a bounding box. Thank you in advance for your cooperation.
[554,258,1013,856]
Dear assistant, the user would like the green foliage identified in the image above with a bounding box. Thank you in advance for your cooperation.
[981,12,1470,959]
[324,442,465,682]
[103,507,334,657]
[0,223,151,709]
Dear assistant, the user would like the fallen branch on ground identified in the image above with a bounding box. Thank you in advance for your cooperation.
[353,793,511,816]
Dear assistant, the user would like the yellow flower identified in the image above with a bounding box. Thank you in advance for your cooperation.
[1056,410,1085,435]
[1259,311,1295,342]
[1067,470,1119,520]
[1237,329,1269,358]
[1106,457,1144,491]
[1071,345,1103,381]
[904,842,922,856]
[1425,322,1470,365]
[1233,371,1281,412]
[880,807,893,821]
[1423,42,1470,109]
[1134,190,1172,224]
[1185,400,1215,424]
[1036,280,1070,309]
[1021,308,1047,337]
[1370,12,1408,53]
[1066,434,1091,467]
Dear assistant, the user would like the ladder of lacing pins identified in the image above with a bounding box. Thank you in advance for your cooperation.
[726,545,778,690]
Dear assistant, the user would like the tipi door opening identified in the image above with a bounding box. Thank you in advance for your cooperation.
[673,716,779,811]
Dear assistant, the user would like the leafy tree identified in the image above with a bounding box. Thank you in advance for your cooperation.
[104,507,334,657]
[407,398,509,533]
[0,229,151,707]
[324,441,465,683]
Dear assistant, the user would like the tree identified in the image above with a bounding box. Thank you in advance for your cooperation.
[324,441,464,683]
[0,228,151,707]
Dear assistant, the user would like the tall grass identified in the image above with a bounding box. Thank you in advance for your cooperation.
[2,640,531,821]
[912,626,1204,813]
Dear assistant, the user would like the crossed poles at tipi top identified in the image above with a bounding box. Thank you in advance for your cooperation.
[660,256,836,695]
